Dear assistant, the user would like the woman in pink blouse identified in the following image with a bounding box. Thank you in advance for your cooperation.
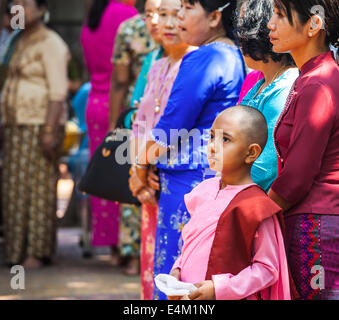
[268,0,339,300]
[129,0,196,299]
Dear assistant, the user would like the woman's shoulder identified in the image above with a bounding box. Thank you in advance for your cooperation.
[118,14,144,33]
[263,68,299,97]
[242,68,299,109]
[147,57,169,80]
[107,0,137,15]
[299,56,339,95]
[277,68,299,84]
[150,57,169,71]
[43,27,69,50]
[180,42,242,77]
[187,42,240,61]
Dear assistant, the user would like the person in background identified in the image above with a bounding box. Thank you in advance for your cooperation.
[109,0,156,276]
[80,0,137,265]
[236,0,298,192]
[1,0,70,269]
[268,0,339,300]
[134,0,245,300]
[129,0,162,298]
[129,0,196,299]
[0,1,21,95]
[236,0,264,103]
[129,0,163,109]
[0,1,13,59]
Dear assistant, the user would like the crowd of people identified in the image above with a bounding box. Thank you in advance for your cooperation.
[0,0,338,301]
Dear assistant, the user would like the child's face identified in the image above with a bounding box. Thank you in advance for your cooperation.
[207,112,250,174]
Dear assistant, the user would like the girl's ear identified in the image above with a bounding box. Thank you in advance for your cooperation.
[307,15,324,38]
[245,144,262,165]
[208,10,222,29]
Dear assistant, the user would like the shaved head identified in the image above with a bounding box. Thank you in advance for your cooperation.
[217,105,268,152]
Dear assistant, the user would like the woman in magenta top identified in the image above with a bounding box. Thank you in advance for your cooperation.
[80,0,136,255]
[268,0,339,300]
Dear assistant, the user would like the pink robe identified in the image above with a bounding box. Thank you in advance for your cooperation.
[173,178,291,300]
[80,1,137,246]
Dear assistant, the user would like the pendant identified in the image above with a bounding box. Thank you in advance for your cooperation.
[155,98,160,113]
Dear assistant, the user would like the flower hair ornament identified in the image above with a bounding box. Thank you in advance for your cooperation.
[218,2,230,12]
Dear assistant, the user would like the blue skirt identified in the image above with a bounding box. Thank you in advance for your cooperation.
[153,168,213,300]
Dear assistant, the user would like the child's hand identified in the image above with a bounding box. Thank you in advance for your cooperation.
[169,268,181,281]
[188,281,216,300]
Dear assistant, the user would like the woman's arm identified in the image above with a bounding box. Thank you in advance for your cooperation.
[41,101,65,160]
[268,188,292,212]
[270,83,335,206]
[135,140,168,185]
[41,36,70,159]
[109,64,130,131]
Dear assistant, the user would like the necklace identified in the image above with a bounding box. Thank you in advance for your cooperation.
[153,58,180,113]
[202,33,233,46]
[203,34,225,45]
[252,65,289,99]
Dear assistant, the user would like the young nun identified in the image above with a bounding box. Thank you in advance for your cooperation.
[170,106,291,300]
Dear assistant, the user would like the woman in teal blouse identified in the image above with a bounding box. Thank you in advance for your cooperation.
[237,0,298,191]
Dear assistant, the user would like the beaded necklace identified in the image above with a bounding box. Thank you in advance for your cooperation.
[153,58,181,113]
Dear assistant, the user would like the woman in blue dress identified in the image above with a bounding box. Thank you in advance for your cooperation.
[133,0,245,300]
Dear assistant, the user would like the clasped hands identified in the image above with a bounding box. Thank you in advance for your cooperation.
[168,268,216,301]
[129,165,160,205]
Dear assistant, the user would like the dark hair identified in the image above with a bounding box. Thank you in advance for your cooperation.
[34,0,48,8]
[184,0,238,40]
[6,1,12,15]
[134,0,147,13]
[236,0,295,64]
[274,0,339,48]
[87,0,109,31]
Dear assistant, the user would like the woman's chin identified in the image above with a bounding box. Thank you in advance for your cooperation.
[271,44,287,54]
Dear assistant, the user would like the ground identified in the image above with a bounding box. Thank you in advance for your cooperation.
[0,228,141,300]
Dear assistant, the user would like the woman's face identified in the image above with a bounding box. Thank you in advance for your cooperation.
[13,0,45,28]
[145,0,162,43]
[177,0,212,46]
[158,0,184,47]
[268,5,309,54]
